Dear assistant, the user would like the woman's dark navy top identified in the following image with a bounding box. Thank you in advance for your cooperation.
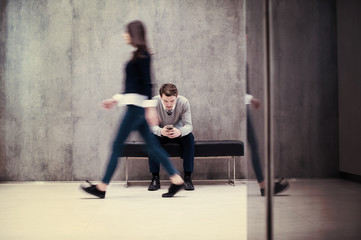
[124,51,152,99]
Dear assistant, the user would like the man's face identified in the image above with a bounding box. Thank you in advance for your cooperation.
[161,94,177,111]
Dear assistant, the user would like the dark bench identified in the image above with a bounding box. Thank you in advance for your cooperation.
[122,140,244,187]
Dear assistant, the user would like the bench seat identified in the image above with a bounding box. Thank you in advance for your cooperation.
[122,140,244,187]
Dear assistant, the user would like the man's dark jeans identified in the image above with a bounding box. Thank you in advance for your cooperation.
[149,133,195,174]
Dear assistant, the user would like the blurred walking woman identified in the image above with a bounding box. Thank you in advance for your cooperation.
[81,20,184,198]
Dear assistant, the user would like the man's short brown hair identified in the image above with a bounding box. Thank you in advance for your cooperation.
[159,83,178,97]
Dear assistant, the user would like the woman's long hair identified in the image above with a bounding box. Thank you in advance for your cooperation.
[127,20,148,61]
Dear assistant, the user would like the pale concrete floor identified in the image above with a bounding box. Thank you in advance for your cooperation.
[248,179,361,240]
[1,179,360,240]
[0,181,247,240]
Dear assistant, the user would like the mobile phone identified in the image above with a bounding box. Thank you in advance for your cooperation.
[166,125,173,130]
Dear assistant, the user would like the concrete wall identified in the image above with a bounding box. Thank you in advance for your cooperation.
[245,0,267,180]
[0,0,246,181]
[272,0,339,177]
[246,0,339,179]
[0,1,7,180]
[337,0,361,177]
[1,0,343,181]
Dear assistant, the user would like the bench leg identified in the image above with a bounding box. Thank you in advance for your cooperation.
[228,157,230,183]
[233,156,236,185]
[228,157,235,186]
[125,157,129,188]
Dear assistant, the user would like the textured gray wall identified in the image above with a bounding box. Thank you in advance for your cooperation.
[272,0,339,177]
[246,0,339,179]
[337,0,361,176]
[0,0,246,181]
[0,1,7,180]
[246,0,267,181]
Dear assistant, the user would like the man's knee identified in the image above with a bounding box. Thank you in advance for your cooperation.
[181,133,194,144]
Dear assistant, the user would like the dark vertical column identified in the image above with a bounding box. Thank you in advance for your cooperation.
[264,0,274,239]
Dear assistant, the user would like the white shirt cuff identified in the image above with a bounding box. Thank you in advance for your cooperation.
[112,94,124,106]
[143,99,157,108]
[245,94,253,104]
[112,94,157,108]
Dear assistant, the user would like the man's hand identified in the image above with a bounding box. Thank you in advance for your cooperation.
[145,107,159,126]
[251,98,261,109]
[161,127,181,138]
[101,99,117,109]
[168,128,182,138]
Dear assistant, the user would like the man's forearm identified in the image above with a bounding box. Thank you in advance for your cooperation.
[180,124,193,137]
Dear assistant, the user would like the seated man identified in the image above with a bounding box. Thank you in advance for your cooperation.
[148,83,195,191]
